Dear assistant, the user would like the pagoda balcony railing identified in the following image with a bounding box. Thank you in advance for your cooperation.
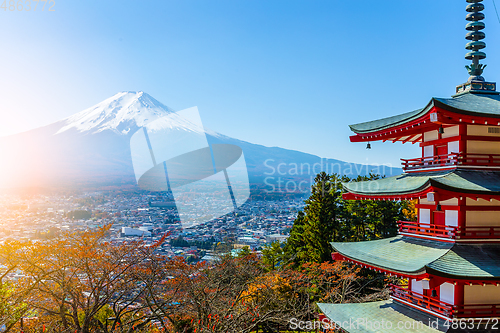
[454,304,500,318]
[401,152,500,171]
[398,221,457,239]
[391,285,500,318]
[390,284,454,318]
[456,226,500,239]
[398,221,500,240]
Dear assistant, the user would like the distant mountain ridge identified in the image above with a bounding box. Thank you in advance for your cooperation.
[0,92,401,191]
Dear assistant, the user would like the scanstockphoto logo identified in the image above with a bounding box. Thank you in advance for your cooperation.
[289,317,434,331]
[129,107,250,229]
[263,158,394,193]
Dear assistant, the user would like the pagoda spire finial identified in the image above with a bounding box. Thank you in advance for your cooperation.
[456,0,497,95]
[465,0,487,81]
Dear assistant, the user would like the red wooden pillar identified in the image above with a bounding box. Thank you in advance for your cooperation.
[458,124,467,154]
[458,196,466,229]
[454,282,464,310]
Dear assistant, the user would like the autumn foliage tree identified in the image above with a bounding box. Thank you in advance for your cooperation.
[146,253,301,333]
[0,225,165,333]
[0,227,321,333]
[0,171,412,333]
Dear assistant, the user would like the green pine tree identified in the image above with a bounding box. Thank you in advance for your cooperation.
[284,172,405,266]
[285,172,344,264]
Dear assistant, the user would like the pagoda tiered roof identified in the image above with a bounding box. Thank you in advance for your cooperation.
[332,236,451,277]
[331,236,500,280]
[349,92,500,143]
[426,243,500,280]
[322,2,500,329]
[343,170,500,200]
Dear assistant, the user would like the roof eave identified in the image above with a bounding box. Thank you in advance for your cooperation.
[349,99,436,135]
[341,178,434,200]
[332,248,429,278]
[425,266,500,281]
[433,95,500,119]
[342,174,500,200]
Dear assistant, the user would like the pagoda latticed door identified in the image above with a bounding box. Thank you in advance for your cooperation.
[433,210,445,226]
[436,144,448,157]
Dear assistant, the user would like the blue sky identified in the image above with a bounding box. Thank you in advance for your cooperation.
[1,0,500,168]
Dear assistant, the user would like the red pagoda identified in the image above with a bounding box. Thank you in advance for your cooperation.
[318,1,500,332]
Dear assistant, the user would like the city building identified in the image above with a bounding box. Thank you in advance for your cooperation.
[121,227,151,237]
[318,1,500,331]
[265,233,289,243]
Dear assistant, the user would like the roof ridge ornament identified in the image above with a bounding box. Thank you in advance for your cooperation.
[456,0,497,95]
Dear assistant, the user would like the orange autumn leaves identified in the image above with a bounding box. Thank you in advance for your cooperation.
[0,225,381,333]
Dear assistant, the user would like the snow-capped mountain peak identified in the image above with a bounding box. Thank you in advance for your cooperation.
[56,91,175,135]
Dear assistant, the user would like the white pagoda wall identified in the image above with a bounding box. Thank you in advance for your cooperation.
[442,126,459,138]
[465,198,500,227]
[466,198,500,206]
[466,125,500,154]
[422,125,500,157]
[467,141,500,155]
[466,211,500,226]
[464,285,500,305]
[418,198,500,227]
[418,198,459,226]
[423,130,439,142]
[422,127,460,157]
[467,125,500,136]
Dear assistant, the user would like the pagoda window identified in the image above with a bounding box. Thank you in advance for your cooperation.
[419,208,431,224]
[439,282,455,305]
[464,285,500,305]
[410,279,424,294]
[445,210,458,227]
[447,141,460,154]
[423,145,434,159]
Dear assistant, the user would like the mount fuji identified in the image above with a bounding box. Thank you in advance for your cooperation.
[0,92,401,192]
